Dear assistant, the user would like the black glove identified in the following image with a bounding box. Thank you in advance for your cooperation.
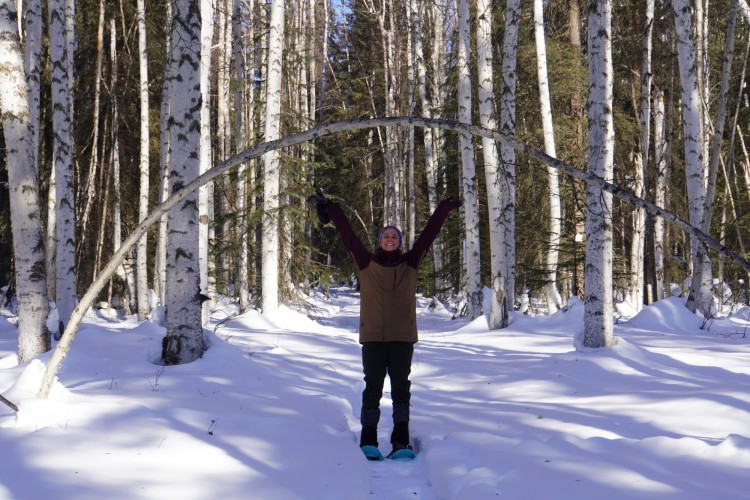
[444,196,461,210]
[308,188,331,225]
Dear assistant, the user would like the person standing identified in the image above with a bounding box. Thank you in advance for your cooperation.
[311,190,459,460]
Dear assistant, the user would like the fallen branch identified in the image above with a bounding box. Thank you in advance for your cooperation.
[0,393,18,412]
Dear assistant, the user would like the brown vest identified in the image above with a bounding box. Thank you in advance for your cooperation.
[358,262,419,342]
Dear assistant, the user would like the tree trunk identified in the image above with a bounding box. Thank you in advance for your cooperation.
[49,0,77,339]
[673,0,713,316]
[261,0,285,315]
[162,0,205,365]
[583,0,615,349]
[457,0,482,320]
[476,0,505,329]
[412,0,443,292]
[234,0,250,312]
[154,0,173,307]
[0,2,51,361]
[653,88,668,301]
[534,0,563,314]
[499,0,521,326]
[199,0,215,319]
[136,0,151,320]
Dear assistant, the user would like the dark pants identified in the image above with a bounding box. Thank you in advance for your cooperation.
[360,341,414,442]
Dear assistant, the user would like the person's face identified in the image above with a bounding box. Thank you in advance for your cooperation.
[380,228,400,252]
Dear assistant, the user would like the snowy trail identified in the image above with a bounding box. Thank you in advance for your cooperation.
[367,451,437,499]
[2,288,749,499]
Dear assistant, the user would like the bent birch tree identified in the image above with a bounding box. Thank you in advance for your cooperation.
[35,116,749,400]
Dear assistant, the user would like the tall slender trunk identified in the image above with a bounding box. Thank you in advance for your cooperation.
[235,0,250,312]
[136,0,150,320]
[583,0,615,348]
[476,0,505,328]
[457,0,482,319]
[498,0,520,327]
[0,1,51,361]
[199,0,215,319]
[534,0,563,313]
[162,0,205,365]
[154,0,173,307]
[653,88,668,301]
[412,0,443,292]
[49,0,77,338]
[78,0,104,250]
[261,0,285,315]
[673,0,713,316]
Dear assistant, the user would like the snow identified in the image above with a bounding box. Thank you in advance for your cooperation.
[0,288,749,499]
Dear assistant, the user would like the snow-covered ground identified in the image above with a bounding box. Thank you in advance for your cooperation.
[0,288,749,499]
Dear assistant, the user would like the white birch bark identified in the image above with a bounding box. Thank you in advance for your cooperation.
[702,0,737,235]
[672,0,713,316]
[234,0,250,312]
[583,0,615,348]
[162,0,204,365]
[653,88,668,301]
[49,0,77,338]
[78,0,104,243]
[457,0,482,319]
[217,0,233,292]
[0,2,51,361]
[498,0,520,327]
[109,20,133,313]
[740,0,750,24]
[199,0,214,318]
[261,0,284,315]
[136,0,150,320]
[629,152,645,308]
[476,0,505,328]
[534,0,563,313]
[412,0,443,290]
[24,0,41,176]
[630,0,655,310]
[154,0,173,307]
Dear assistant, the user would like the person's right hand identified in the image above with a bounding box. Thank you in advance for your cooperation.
[444,196,461,210]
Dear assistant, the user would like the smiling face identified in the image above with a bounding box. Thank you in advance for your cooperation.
[379,227,401,252]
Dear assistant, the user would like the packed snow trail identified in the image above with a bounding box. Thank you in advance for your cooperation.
[1,286,749,499]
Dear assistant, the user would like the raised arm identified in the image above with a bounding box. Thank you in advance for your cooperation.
[325,202,372,271]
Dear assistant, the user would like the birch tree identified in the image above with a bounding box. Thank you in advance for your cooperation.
[476,0,505,328]
[0,1,51,361]
[199,0,215,318]
[162,0,205,365]
[412,0,444,291]
[24,0,42,177]
[154,0,173,307]
[457,0,482,319]
[497,0,521,328]
[583,0,615,348]
[672,0,713,316]
[136,0,150,320]
[234,0,251,312]
[653,88,668,301]
[49,0,77,339]
[534,0,563,313]
[629,0,655,311]
[261,0,285,315]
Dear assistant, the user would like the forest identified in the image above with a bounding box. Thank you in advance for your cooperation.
[1,0,750,382]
